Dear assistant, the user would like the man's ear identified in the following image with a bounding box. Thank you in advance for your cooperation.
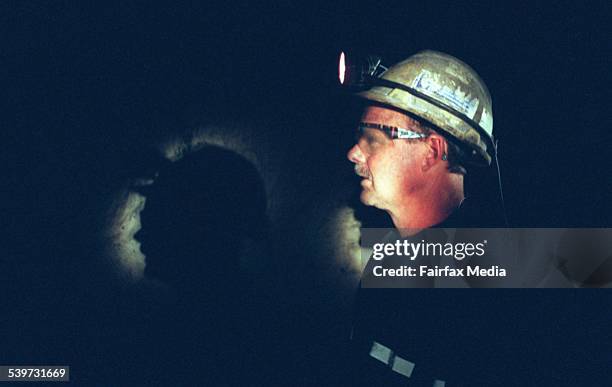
[422,135,448,171]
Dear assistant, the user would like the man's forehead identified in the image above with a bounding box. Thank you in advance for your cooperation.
[361,105,422,129]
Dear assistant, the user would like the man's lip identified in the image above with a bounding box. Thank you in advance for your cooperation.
[355,170,370,179]
[354,165,369,179]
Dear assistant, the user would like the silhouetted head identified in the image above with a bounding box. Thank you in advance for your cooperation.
[135,146,267,292]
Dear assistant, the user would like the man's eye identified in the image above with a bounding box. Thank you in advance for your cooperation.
[356,129,388,149]
[364,139,384,152]
[369,133,389,145]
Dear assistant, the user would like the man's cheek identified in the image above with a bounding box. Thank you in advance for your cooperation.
[372,174,393,197]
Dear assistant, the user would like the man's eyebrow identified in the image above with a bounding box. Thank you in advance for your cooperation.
[359,125,389,139]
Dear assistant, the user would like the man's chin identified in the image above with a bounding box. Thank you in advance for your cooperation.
[361,191,390,213]
[360,191,378,208]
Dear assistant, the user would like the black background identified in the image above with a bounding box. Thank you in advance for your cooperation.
[4,1,612,385]
[6,1,610,231]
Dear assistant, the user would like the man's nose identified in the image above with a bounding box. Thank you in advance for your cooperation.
[347,144,366,164]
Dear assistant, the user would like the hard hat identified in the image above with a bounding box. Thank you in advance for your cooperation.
[356,50,494,165]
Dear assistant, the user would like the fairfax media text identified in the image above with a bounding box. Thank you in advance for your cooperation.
[372,265,507,277]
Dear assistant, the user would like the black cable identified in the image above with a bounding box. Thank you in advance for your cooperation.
[493,140,509,227]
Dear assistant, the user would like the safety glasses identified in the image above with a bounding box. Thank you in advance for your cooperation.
[358,122,428,140]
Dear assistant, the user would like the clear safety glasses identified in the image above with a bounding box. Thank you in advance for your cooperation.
[358,122,428,140]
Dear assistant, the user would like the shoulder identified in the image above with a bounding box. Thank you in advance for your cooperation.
[438,198,504,228]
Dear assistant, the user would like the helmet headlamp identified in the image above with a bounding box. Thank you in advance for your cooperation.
[338,51,387,89]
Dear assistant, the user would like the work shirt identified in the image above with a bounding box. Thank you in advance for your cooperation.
[349,199,612,386]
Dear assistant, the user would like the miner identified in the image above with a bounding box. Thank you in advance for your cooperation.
[347,50,501,231]
[345,50,505,385]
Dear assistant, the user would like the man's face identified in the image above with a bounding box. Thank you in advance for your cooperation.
[347,105,427,211]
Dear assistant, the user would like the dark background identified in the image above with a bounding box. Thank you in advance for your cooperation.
[3,1,611,385]
[6,1,610,231]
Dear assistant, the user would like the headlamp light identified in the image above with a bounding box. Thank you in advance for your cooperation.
[338,51,387,89]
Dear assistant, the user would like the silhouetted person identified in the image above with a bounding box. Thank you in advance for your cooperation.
[132,145,270,385]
